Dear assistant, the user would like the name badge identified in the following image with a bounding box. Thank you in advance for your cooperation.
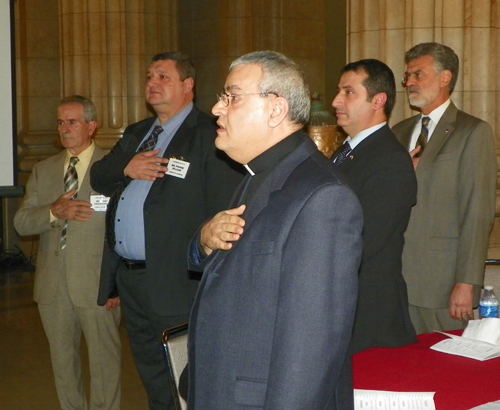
[90,194,109,211]
[167,158,190,179]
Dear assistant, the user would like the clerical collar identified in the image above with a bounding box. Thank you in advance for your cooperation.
[244,131,307,176]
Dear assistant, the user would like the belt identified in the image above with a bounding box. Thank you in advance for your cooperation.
[121,258,146,270]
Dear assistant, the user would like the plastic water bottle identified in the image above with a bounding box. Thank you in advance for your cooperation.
[479,286,499,319]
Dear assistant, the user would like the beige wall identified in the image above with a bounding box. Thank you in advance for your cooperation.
[7,0,500,264]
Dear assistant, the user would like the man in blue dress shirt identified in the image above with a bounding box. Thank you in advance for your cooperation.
[90,52,244,410]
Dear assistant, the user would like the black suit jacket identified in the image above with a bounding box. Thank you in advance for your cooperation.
[188,135,363,410]
[90,106,244,316]
[333,124,417,353]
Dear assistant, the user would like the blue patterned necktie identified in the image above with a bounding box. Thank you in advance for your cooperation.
[61,156,79,249]
[137,125,163,152]
[334,142,352,165]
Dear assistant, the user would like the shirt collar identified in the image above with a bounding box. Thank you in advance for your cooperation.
[155,102,193,133]
[65,141,95,170]
[422,99,451,124]
[346,122,386,150]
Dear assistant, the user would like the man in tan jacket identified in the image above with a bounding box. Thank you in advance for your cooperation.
[14,95,121,410]
[393,43,497,334]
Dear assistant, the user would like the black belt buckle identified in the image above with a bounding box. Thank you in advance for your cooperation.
[122,259,146,270]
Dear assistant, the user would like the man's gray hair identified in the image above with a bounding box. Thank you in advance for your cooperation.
[230,51,310,126]
[405,42,459,94]
[59,95,97,123]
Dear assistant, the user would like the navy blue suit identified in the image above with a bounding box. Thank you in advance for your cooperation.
[333,125,417,352]
[188,135,363,410]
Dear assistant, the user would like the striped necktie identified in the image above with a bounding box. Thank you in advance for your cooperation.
[417,116,431,151]
[61,156,79,249]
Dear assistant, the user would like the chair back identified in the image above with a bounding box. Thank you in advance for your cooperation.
[162,322,189,410]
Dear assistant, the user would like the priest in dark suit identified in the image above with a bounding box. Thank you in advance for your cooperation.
[187,51,363,410]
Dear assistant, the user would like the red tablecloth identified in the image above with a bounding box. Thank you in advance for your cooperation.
[353,331,500,410]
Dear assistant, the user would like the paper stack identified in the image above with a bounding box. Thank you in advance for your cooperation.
[431,318,500,361]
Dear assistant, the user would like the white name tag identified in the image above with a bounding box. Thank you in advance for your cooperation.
[90,194,110,211]
[167,158,190,179]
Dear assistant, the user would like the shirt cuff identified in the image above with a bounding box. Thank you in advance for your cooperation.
[190,238,206,265]
[49,209,58,222]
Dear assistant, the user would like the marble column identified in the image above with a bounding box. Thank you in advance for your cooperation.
[59,0,179,149]
[347,0,500,253]
[15,0,61,177]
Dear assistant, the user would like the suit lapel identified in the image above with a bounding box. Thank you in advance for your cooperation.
[243,138,315,228]
[133,119,157,149]
[418,103,457,169]
[206,137,316,270]
[163,106,200,158]
[398,118,419,150]
[337,125,389,170]
[50,151,67,197]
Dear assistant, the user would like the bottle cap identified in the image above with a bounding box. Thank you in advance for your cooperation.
[484,285,494,290]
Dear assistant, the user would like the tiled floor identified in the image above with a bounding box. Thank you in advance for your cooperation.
[0,271,149,410]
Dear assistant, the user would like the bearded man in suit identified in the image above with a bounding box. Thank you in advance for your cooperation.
[14,95,121,410]
[392,42,497,334]
[90,52,243,410]
[187,51,363,410]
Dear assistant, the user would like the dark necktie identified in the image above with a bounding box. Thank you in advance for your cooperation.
[417,116,431,151]
[334,142,352,165]
[105,125,164,251]
[61,156,79,249]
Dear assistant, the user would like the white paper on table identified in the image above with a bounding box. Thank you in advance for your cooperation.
[469,399,500,410]
[354,389,436,410]
[463,318,500,345]
[431,332,500,361]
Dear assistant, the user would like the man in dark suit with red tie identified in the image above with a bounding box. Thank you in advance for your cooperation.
[332,59,417,353]
[330,59,418,407]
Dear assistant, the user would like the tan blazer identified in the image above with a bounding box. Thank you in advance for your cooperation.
[392,102,497,308]
[14,146,107,308]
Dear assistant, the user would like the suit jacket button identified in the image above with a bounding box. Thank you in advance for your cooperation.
[54,251,59,256]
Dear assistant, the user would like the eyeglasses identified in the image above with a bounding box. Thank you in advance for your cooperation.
[401,70,429,86]
[216,91,279,107]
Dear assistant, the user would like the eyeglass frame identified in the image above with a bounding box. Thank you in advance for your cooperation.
[216,91,279,107]
[401,70,430,87]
